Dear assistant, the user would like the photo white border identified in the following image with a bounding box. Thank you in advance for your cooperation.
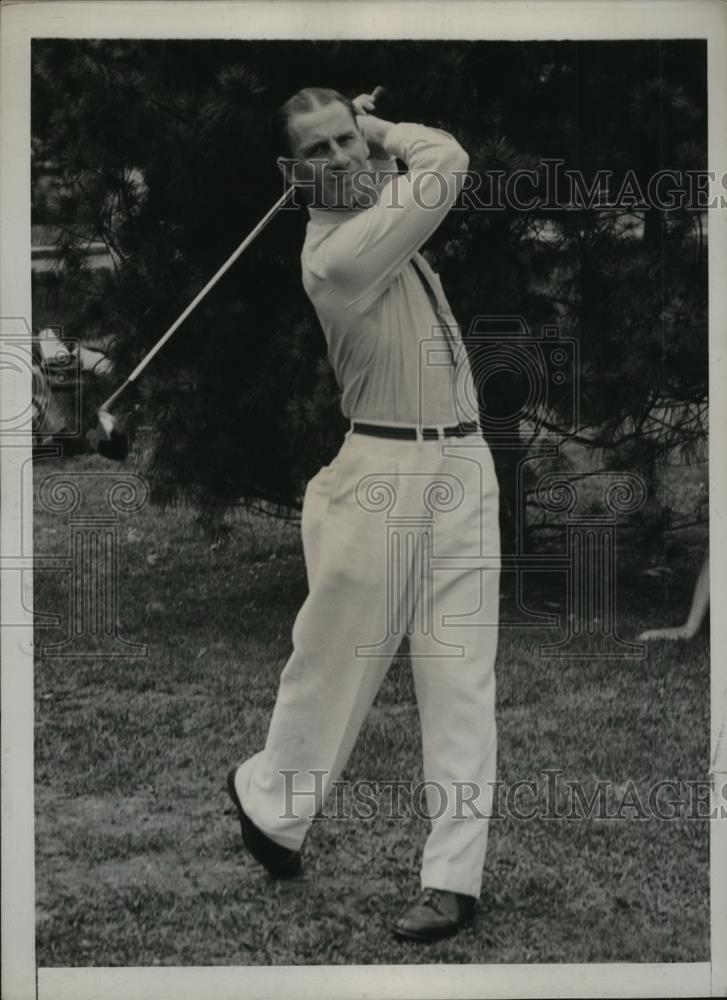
[1,2,725,998]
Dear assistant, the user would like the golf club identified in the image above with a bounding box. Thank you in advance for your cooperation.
[89,85,385,461]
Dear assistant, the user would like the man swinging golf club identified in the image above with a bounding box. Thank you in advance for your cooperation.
[227,87,501,943]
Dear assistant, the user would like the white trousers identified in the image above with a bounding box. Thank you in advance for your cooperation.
[236,429,500,897]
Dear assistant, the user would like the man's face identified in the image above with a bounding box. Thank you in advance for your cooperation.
[284,101,371,210]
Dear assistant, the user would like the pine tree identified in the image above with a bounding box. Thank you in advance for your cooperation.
[32,39,707,536]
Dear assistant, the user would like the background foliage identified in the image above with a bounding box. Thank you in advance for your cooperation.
[32,39,708,534]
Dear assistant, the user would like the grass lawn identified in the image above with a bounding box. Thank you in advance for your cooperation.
[34,453,710,966]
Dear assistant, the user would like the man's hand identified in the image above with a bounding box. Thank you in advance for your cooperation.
[637,625,694,641]
[352,91,392,160]
[352,91,379,116]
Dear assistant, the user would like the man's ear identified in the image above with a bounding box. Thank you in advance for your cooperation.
[355,121,371,161]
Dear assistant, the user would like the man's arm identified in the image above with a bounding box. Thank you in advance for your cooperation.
[325,115,470,309]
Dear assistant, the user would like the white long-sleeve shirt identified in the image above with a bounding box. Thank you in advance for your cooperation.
[301,122,479,427]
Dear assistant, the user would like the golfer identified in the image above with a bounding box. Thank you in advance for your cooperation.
[228,87,501,943]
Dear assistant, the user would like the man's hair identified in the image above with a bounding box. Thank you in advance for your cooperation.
[273,87,358,157]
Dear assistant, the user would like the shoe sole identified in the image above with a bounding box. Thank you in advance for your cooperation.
[226,766,301,879]
[392,923,461,943]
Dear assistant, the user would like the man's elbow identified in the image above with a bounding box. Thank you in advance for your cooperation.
[443,141,470,200]
[430,131,468,174]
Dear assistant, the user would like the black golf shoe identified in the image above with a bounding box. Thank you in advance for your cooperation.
[226,766,302,878]
[393,887,476,943]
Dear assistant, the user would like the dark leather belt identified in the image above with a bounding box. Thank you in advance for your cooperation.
[352,421,480,441]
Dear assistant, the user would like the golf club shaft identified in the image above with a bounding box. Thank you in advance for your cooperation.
[99,184,296,412]
[98,85,386,415]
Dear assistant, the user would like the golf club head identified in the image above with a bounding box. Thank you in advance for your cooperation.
[87,409,129,462]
